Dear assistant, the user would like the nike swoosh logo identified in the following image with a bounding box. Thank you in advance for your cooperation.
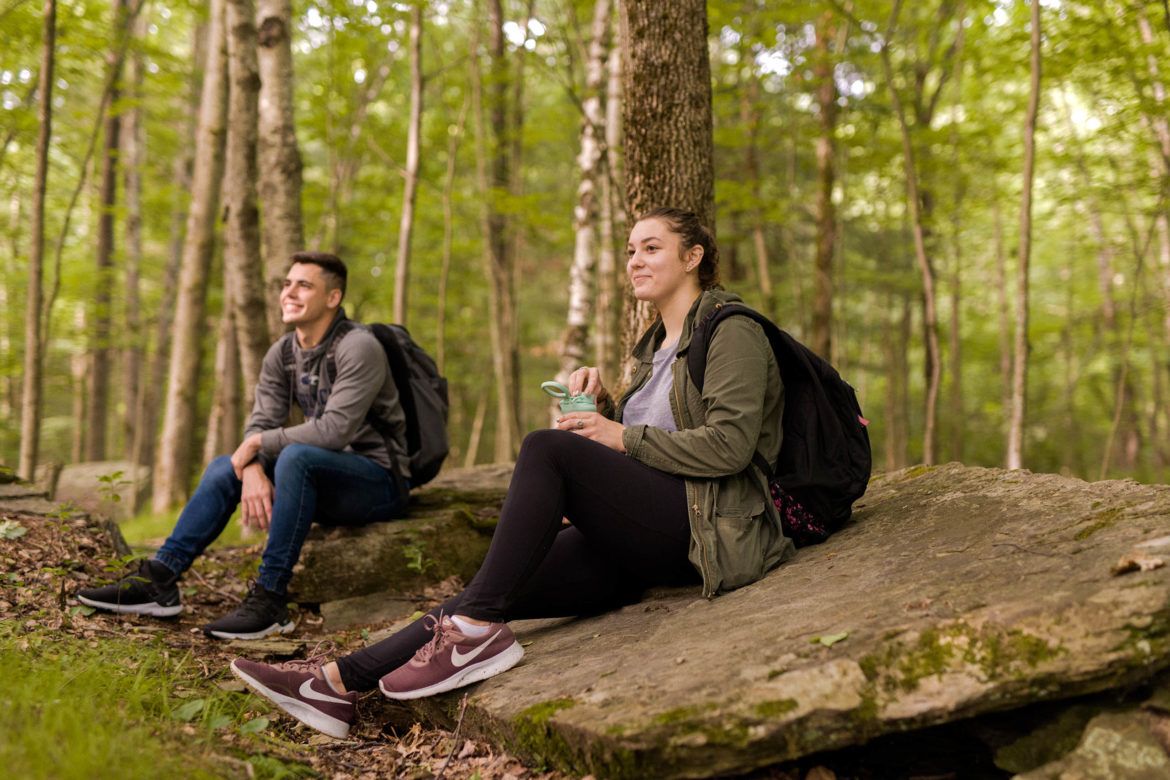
[299,678,350,704]
[450,630,502,668]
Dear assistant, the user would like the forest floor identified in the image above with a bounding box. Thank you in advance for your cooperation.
[0,508,603,780]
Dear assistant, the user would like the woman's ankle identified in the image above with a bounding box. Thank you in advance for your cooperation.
[322,661,347,694]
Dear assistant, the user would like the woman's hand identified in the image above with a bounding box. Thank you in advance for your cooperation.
[567,366,609,405]
[557,412,627,453]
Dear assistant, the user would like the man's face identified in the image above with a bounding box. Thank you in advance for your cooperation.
[280,262,342,327]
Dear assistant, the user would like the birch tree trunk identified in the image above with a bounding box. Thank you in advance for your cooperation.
[393,1,423,326]
[1007,0,1042,470]
[595,8,623,384]
[85,0,131,461]
[557,0,612,396]
[18,0,56,481]
[256,0,303,338]
[619,0,714,375]
[154,0,229,511]
[224,0,269,410]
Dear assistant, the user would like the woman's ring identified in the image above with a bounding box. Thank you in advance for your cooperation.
[576,420,584,430]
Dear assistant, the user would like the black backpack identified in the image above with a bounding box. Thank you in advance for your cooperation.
[687,303,871,546]
[282,320,450,488]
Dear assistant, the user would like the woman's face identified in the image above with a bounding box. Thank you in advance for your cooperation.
[626,218,700,305]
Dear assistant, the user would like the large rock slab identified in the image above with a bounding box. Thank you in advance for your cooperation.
[397,464,1170,778]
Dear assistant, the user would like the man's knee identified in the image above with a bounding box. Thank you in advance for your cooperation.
[273,443,324,481]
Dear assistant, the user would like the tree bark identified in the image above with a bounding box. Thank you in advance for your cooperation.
[393,1,424,326]
[154,0,229,511]
[619,0,715,377]
[1007,0,1041,470]
[224,0,269,410]
[85,0,131,462]
[256,0,303,338]
[18,0,56,481]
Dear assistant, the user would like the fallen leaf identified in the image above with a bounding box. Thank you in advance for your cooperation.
[812,631,849,647]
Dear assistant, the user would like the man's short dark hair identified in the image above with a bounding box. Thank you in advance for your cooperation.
[290,251,347,298]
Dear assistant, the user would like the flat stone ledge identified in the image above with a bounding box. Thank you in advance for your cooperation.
[395,464,1170,779]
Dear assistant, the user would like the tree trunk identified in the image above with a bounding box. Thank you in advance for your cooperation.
[557,0,612,398]
[595,9,624,384]
[471,0,521,461]
[437,94,469,375]
[85,0,131,462]
[121,8,146,461]
[880,0,941,466]
[1007,0,1041,470]
[133,24,203,480]
[619,0,715,376]
[256,0,303,338]
[393,1,424,326]
[154,0,229,511]
[811,10,840,360]
[17,0,56,481]
[224,0,269,410]
[204,302,242,465]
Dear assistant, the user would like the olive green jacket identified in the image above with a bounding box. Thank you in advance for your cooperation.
[613,290,794,597]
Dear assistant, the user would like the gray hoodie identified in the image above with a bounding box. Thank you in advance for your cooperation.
[245,310,410,477]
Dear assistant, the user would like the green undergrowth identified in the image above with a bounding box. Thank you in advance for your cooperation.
[0,623,311,780]
[117,504,250,550]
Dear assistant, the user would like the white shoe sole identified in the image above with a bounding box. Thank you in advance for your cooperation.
[229,660,350,739]
[207,620,296,640]
[378,640,525,700]
[75,594,182,617]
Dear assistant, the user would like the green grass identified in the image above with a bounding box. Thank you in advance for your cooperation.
[0,623,311,779]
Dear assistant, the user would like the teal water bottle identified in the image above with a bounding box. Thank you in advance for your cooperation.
[541,381,596,413]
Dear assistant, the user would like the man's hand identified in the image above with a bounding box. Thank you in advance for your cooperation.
[231,433,264,479]
[239,464,274,531]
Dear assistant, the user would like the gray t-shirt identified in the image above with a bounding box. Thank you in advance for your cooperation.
[622,339,679,432]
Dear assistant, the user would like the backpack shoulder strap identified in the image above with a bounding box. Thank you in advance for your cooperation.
[323,318,358,384]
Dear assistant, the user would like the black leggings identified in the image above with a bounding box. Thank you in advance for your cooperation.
[335,428,699,692]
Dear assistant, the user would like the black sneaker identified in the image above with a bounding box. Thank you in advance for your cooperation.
[76,558,182,617]
[202,581,295,640]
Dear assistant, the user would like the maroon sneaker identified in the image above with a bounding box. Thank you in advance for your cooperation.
[378,614,524,700]
[230,656,357,739]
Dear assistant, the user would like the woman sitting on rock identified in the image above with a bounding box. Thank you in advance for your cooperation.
[229,207,792,738]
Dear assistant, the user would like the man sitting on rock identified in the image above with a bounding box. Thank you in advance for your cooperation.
[78,251,411,639]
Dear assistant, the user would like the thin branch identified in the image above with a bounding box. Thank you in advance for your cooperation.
[433,694,470,780]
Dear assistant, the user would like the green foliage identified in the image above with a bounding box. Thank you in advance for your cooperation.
[3,0,1170,486]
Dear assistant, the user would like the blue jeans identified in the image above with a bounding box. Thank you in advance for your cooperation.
[155,443,409,594]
